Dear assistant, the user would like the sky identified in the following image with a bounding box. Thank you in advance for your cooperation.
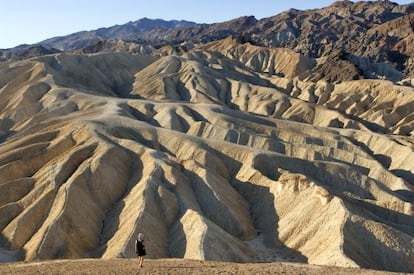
[1,0,412,49]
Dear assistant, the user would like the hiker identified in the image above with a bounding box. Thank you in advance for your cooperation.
[135,233,146,268]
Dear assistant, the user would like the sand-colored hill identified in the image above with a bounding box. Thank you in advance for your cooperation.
[0,43,413,273]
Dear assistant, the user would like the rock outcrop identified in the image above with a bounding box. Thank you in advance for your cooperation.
[3,1,414,80]
[0,44,413,272]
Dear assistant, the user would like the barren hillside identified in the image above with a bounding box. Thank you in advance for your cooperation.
[1,40,413,272]
[0,1,414,274]
[2,1,414,80]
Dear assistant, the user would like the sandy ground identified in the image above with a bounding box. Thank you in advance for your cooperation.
[0,259,406,275]
[245,235,303,263]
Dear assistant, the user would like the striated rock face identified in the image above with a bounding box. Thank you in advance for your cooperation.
[0,37,413,273]
[3,1,414,81]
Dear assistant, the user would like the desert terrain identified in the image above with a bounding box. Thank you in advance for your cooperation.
[0,1,413,274]
[0,259,405,274]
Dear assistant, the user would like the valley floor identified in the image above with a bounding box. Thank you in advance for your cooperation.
[0,259,403,274]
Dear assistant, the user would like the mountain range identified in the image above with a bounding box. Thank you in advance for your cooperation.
[2,0,414,81]
[0,1,413,273]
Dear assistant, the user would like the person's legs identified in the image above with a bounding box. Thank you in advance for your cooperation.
[139,256,144,267]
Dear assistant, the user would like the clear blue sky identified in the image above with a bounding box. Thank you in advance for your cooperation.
[1,0,412,49]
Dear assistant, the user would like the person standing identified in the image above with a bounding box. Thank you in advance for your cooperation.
[135,233,146,268]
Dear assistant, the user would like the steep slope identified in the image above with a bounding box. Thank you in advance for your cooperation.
[0,1,414,82]
[0,46,413,273]
[2,1,414,80]
[243,1,414,77]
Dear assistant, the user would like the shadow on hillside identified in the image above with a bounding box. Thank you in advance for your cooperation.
[90,144,144,258]
[167,162,307,263]
[0,236,23,262]
[343,218,414,273]
[344,197,414,237]
[168,217,187,259]
[43,54,146,100]
[0,118,15,144]
[347,138,414,186]
[232,179,307,263]
[392,169,414,189]
[200,145,307,263]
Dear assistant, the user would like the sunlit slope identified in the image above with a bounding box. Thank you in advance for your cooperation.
[0,48,413,272]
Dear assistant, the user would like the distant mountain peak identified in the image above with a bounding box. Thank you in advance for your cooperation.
[329,0,354,8]
[1,1,414,79]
